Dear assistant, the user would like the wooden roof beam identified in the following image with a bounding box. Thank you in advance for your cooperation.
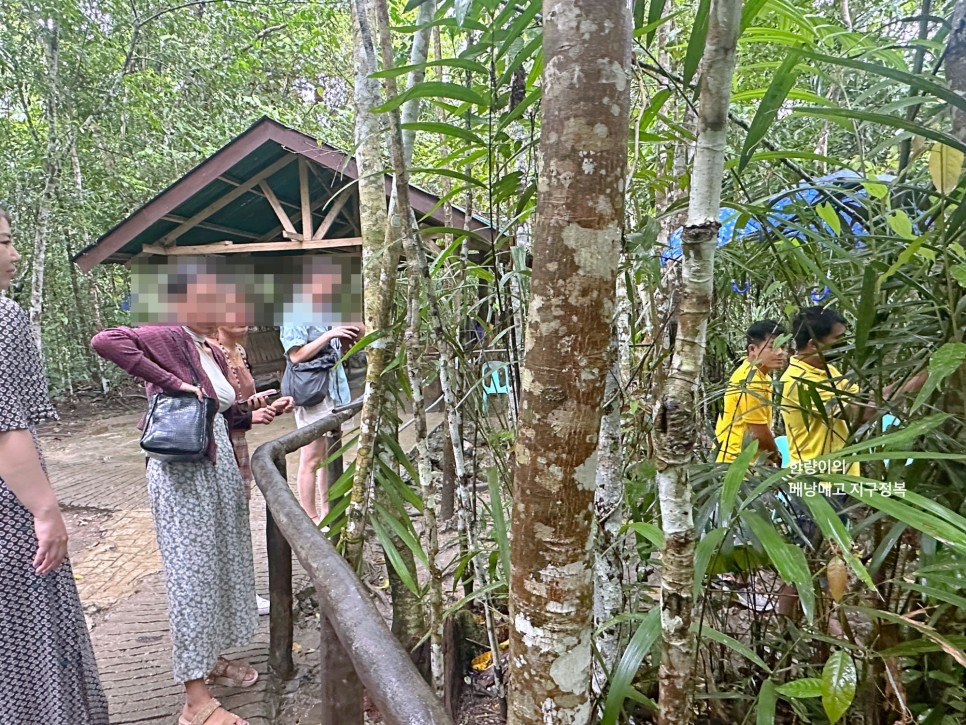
[312,190,352,240]
[159,154,297,247]
[161,215,262,240]
[258,181,298,236]
[140,238,363,256]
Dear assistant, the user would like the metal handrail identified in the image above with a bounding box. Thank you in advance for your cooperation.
[251,400,453,725]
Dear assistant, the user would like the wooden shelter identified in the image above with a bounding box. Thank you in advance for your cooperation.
[73,116,493,270]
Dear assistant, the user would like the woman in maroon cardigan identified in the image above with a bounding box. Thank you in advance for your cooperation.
[92,275,275,725]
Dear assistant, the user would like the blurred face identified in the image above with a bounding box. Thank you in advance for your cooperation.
[814,322,848,359]
[0,216,21,292]
[749,336,788,372]
[176,274,248,335]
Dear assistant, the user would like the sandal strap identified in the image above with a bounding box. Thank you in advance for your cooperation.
[189,699,222,725]
[217,658,255,684]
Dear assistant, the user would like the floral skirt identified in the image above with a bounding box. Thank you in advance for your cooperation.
[146,416,257,682]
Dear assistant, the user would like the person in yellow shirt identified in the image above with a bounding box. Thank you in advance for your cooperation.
[780,306,927,476]
[715,320,789,465]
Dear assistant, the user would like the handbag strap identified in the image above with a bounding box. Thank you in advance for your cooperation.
[173,329,205,389]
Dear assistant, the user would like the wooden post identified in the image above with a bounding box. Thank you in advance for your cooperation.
[267,454,294,679]
[299,159,313,240]
[319,611,364,725]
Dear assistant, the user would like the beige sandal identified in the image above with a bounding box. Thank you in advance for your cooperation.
[177,698,247,725]
[204,657,259,688]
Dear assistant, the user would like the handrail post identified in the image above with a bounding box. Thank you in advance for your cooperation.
[319,430,362,724]
[319,611,364,725]
[267,456,294,679]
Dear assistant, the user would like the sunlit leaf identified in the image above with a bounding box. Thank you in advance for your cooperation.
[928,143,964,195]
[816,202,841,236]
[777,677,823,698]
[822,651,857,724]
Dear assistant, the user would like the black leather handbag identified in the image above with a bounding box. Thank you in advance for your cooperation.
[140,334,218,463]
[280,343,339,408]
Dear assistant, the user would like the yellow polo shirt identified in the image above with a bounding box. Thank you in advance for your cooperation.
[715,360,773,463]
[780,358,860,476]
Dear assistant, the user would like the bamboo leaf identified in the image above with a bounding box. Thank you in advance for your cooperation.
[777,677,824,698]
[756,679,778,725]
[626,521,664,549]
[741,0,772,30]
[408,167,486,188]
[741,511,815,622]
[401,121,485,146]
[454,0,474,26]
[911,342,966,413]
[896,581,966,611]
[373,502,429,567]
[852,606,966,668]
[795,107,966,156]
[853,488,966,553]
[682,0,711,86]
[796,49,966,117]
[853,265,876,365]
[371,57,489,79]
[374,82,487,114]
[928,144,964,194]
[694,527,728,598]
[739,52,800,171]
[877,234,925,291]
[496,86,541,132]
[699,624,772,672]
[643,0,666,46]
[601,608,660,725]
[496,1,541,61]
[371,517,421,596]
[816,202,842,236]
[487,467,511,580]
[822,650,857,723]
[719,442,758,526]
[878,635,966,658]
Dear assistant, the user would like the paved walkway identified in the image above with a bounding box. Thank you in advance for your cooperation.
[44,406,441,724]
[47,411,307,724]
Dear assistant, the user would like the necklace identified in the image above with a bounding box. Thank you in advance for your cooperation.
[215,339,245,401]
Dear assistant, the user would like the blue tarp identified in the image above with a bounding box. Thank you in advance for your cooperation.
[661,170,894,267]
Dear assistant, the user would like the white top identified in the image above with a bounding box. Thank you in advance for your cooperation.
[183,327,236,413]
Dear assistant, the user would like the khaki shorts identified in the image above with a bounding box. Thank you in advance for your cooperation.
[293,390,363,434]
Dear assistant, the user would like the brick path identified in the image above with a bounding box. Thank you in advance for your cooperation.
[48,412,307,724]
[45,407,440,724]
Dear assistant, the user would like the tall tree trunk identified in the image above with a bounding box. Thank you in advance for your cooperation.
[30,24,60,351]
[344,0,391,565]
[592,338,626,700]
[404,276,445,695]
[652,2,742,723]
[344,0,433,565]
[507,1,632,723]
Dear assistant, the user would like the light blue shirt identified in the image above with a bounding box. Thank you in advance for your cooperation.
[279,324,350,406]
